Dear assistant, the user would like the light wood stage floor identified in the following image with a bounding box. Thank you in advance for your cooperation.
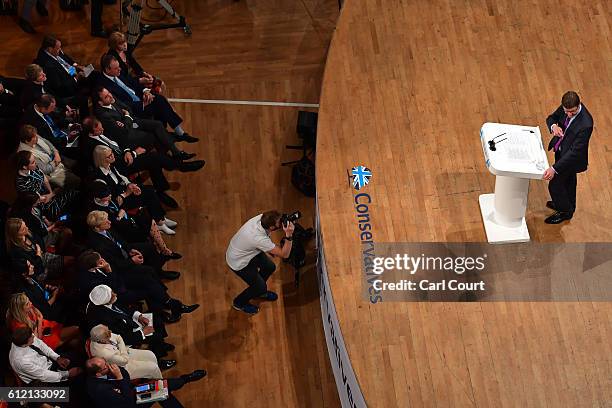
[317,0,611,407]
[0,1,341,407]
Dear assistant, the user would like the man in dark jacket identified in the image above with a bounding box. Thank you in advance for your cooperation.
[86,357,206,408]
[542,91,594,224]
[78,250,199,323]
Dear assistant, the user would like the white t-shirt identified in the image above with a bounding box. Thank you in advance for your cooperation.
[226,214,276,270]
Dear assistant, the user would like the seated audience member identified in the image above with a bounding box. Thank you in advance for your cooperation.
[9,327,83,386]
[104,32,155,88]
[81,116,185,208]
[6,292,81,351]
[18,125,81,189]
[85,285,173,359]
[78,250,197,323]
[15,150,78,220]
[86,210,179,281]
[86,357,206,408]
[90,181,181,256]
[9,192,73,255]
[93,88,202,164]
[15,259,78,325]
[5,217,54,281]
[20,64,48,109]
[91,146,177,232]
[22,94,80,156]
[89,324,170,377]
[34,35,90,113]
[98,54,199,142]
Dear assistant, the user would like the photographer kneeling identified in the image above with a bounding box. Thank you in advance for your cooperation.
[226,211,295,315]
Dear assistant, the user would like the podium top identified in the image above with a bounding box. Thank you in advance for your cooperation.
[480,122,549,179]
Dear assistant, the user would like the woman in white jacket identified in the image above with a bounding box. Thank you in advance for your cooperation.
[89,324,163,379]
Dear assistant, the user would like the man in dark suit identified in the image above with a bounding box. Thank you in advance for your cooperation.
[542,91,594,224]
[21,94,80,159]
[78,250,199,323]
[98,55,199,143]
[85,285,172,358]
[34,35,84,97]
[93,87,202,165]
[86,357,206,408]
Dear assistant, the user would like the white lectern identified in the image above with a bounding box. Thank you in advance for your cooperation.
[479,122,549,244]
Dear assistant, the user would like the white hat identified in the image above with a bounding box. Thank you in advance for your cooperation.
[89,284,112,306]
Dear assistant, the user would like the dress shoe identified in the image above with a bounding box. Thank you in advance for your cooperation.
[158,224,176,235]
[159,270,181,280]
[18,18,36,34]
[176,133,199,143]
[163,217,178,228]
[544,211,573,224]
[91,30,110,38]
[546,201,556,211]
[161,342,175,352]
[181,369,207,383]
[35,1,48,16]
[177,160,205,172]
[176,151,196,161]
[178,303,200,314]
[162,252,182,261]
[158,359,177,370]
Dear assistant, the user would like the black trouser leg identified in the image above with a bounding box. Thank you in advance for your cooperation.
[136,117,180,155]
[143,95,183,129]
[130,153,171,191]
[548,171,576,214]
[233,252,276,305]
[131,240,164,273]
[567,172,577,214]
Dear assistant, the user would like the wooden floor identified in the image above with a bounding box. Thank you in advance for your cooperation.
[0,1,340,407]
[317,0,612,407]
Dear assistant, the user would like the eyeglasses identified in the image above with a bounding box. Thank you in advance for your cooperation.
[563,107,579,115]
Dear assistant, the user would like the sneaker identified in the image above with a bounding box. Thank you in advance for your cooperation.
[158,223,176,235]
[164,217,178,228]
[258,291,278,301]
[232,302,259,315]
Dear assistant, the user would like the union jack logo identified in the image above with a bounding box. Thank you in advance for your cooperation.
[351,165,372,190]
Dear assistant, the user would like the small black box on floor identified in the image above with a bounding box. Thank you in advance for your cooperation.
[297,111,317,148]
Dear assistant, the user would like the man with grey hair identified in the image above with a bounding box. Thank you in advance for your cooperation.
[89,324,170,376]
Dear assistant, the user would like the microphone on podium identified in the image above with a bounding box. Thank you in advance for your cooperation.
[488,132,507,151]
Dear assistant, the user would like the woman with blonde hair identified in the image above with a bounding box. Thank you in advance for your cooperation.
[6,217,51,281]
[89,324,167,378]
[6,292,81,351]
[92,145,177,235]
